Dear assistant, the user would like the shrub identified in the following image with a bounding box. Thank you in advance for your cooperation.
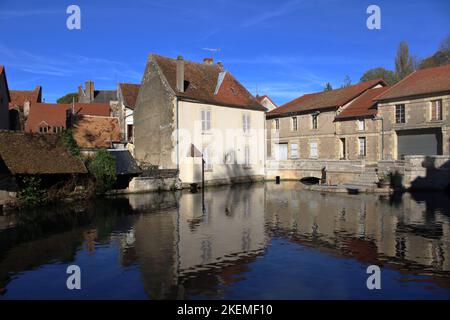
[61,130,80,156]
[17,176,46,207]
[87,149,117,193]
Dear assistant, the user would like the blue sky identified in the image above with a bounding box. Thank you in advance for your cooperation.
[1,0,449,105]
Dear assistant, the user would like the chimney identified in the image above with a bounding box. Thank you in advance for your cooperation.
[176,56,185,93]
[85,80,94,101]
[217,61,224,70]
[23,101,30,118]
[203,57,213,65]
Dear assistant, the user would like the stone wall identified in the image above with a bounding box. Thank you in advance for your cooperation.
[134,57,176,169]
[377,94,450,159]
[378,155,450,190]
[266,159,364,185]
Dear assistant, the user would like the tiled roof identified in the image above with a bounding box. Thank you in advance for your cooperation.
[93,90,117,103]
[151,54,266,111]
[73,103,110,117]
[119,83,140,108]
[0,131,87,174]
[109,150,142,175]
[335,87,390,120]
[376,64,450,101]
[26,103,110,133]
[72,115,120,149]
[267,79,386,117]
[9,86,42,109]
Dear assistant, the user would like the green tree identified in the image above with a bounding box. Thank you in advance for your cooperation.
[395,41,415,80]
[88,150,116,194]
[57,93,78,104]
[17,176,46,207]
[419,34,450,69]
[324,82,333,91]
[439,34,450,52]
[360,67,397,85]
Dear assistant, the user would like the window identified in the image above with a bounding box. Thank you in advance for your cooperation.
[291,143,298,158]
[203,146,213,171]
[201,110,211,132]
[39,126,49,133]
[312,115,318,129]
[292,117,298,131]
[127,124,134,142]
[395,104,405,124]
[357,119,365,131]
[309,142,318,158]
[359,137,366,157]
[274,119,279,131]
[431,100,442,121]
[243,113,251,134]
[244,145,251,167]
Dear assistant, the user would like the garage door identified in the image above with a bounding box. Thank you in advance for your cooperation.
[397,128,443,158]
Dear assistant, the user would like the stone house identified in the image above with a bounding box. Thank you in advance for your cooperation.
[256,95,278,112]
[0,65,10,130]
[266,79,387,162]
[334,86,390,163]
[376,64,450,159]
[9,85,42,130]
[113,83,140,143]
[78,80,117,104]
[134,54,267,186]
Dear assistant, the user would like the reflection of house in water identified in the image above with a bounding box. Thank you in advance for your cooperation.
[265,182,450,274]
[119,185,267,298]
[177,185,267,275]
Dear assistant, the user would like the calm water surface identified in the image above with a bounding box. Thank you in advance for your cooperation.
[0,182,450,299]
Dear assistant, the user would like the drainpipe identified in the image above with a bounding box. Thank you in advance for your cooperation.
[176,99,180,174]
[374,116,384,161]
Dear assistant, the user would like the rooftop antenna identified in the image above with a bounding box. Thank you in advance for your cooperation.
[202,48,221,60]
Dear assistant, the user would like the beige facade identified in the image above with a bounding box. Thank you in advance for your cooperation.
[335,117,382,162]
[177,101,266,185]
[267,109,340,161]
[378,94,450,159]
[134,54,266,186]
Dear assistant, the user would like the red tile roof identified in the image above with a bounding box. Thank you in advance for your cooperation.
[72,103,110,117]
[9,86,42,109]
[26,103,110,133]
[72,115,120,149]
[267,79,386,117]
[376,64,450,101]
[119,83,140,109]
[335,86,390,120]
[151,54,265,111]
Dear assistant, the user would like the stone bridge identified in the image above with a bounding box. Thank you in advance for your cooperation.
[266,159,365,185]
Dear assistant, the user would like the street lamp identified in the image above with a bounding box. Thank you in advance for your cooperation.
[373,116,384,160]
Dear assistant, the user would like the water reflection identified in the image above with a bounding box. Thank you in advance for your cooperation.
[0,182,449,299]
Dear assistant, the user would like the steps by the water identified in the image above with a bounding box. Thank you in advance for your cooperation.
[343,170,380,191]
